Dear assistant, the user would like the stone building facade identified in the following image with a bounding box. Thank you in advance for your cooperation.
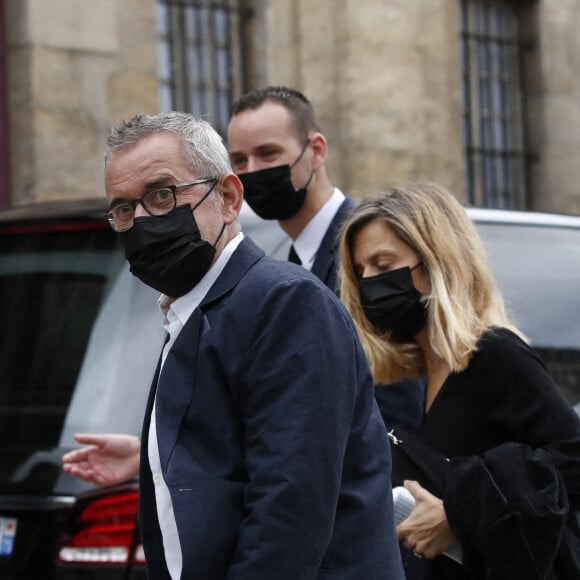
[2,0,580,214]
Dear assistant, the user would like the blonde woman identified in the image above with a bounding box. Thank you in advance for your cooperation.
[339,182,580,579]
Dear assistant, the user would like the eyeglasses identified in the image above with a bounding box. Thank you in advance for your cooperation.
[105,177,219,232]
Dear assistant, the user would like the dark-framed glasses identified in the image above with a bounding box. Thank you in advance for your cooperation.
[105,177,218,232]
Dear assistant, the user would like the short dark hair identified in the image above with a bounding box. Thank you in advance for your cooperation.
[231,86,320,141]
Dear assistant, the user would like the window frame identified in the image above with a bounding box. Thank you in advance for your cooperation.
[459,0,530,209]
[157,0,247,137]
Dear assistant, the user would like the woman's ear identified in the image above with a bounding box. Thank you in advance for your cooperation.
[219,173,244,224]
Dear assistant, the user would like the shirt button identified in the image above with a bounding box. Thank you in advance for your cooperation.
[153,474,162,486]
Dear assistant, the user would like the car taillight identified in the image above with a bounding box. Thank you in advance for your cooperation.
[58,490,145,565]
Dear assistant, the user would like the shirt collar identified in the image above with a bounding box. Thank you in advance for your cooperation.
[158,232,244,329]
[293,188,345,270]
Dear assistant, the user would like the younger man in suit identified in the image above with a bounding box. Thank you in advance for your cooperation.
[228,86,354,294]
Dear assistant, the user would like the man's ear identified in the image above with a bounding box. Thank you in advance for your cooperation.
[309,132,328,170]
[220,173,244,224]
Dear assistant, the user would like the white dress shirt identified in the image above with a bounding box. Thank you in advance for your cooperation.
[148,232,244,579]
[291,188,346,270]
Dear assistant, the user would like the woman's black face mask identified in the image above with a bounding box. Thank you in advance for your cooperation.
[122,188,223,297]
[238,140,314,221]
[358,264,427,341]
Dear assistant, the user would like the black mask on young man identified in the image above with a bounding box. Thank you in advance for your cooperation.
[238,141,314,221]
[358,265,427,341]
[122,196,223,298]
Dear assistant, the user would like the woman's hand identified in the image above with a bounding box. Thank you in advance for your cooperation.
[396,479,458,559]
[62,433,141,486]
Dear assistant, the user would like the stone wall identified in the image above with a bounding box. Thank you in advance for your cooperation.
[246,0,466,203]
[532,1,580,214]
[245,0,580,212]
[5,0,158,205]
[3,0,580,214]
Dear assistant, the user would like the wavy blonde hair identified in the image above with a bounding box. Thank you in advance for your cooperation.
[339,182,524,384]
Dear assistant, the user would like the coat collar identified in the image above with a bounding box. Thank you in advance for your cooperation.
[311,196,356,287]
[199,236,265,310]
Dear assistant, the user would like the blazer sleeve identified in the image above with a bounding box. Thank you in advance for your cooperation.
[224,276,382,579]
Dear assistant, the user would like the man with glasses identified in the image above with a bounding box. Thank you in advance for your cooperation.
[64,111,404,580]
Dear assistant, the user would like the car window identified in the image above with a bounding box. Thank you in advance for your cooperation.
[475,220,580,403]
[0,225,126,462]
[59,265,165,446]
[476,222,580,347]
[61,203,290,446]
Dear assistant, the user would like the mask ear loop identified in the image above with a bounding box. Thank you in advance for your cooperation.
[301,168,315,191]
[290,138,311,168]
[190,178,227,247]
[212,222,227,247]
[290,138,315,192]
[191,178,220,212]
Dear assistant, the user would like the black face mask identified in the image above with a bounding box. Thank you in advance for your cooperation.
[238,141,314,220]
[358,265,427,341]
[122,193,223,297]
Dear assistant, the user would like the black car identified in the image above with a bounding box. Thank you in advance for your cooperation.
[0,199,579,579]
[0,199,288,579]
[0,199,150,580]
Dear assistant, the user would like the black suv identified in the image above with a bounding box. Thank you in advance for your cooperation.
[0,199,288,580]
[0,200,579,579]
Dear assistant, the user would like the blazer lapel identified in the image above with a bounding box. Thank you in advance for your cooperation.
[200,236,264,310]
[154,308,203,471]
[311,197,356,289]
[154,237,264,471]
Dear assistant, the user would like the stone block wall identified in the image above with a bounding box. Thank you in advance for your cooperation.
[3,0,580,214]
[245,0,580,213]
[5,0,158,205]
[246,0,467,202]
[531,1,580,214]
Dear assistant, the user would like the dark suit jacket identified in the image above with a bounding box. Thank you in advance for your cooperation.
[138,237,404,580]
[311,196,356,295]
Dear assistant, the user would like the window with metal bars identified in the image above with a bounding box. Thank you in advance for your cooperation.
[459,0,529,209]
[157,0,246,137]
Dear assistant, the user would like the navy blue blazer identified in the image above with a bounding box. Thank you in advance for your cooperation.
[311,196,356,295]
[138,237,404,580]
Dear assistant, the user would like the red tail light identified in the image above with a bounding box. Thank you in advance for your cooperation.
[59,490,145,565]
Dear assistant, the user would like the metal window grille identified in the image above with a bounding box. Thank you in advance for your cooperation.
[460,0,528,209]
[157,0,246,137]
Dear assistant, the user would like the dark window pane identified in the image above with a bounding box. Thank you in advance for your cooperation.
[0,228,125,452]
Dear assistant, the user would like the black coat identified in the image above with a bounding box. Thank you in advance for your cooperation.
[394,328,580,580]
